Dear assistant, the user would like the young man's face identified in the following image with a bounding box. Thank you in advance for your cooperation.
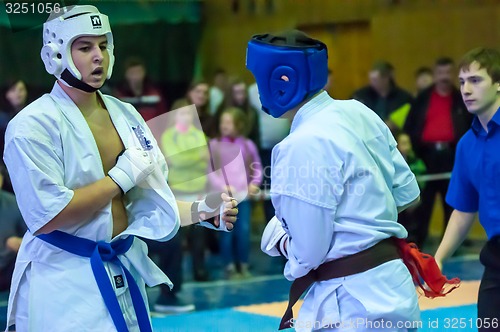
[459,61,500,115]
[71,35,109,89]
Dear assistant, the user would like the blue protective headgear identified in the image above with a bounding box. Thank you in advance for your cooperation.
[246,31,328,118]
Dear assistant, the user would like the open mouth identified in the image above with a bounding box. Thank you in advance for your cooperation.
[92,68,104,75]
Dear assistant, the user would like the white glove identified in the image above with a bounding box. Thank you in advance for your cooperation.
[191,193,232,232]
[261,216,289,258]
[108,147,155,193]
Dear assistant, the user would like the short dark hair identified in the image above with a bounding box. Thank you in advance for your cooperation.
[435,57,454,67]
[253,29,324,48]
[186,78,209,94]
[371,60,394,76]
[124,56,146,70]
[458,47,500,83]
[415,66,432,77]
[213,68,226,76]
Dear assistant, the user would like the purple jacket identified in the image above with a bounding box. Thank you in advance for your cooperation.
[208,136,263,195]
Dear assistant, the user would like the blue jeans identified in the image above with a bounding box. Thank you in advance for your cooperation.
[219,200,251,265]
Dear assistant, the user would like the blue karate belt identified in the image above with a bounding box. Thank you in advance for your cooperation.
[38,231,152,332]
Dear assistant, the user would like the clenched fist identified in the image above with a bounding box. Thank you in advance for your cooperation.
[108,147,155,193]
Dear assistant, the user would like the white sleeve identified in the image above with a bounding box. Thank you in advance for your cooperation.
[3,136,74,234]
[274,194,334,280]
[390,140,420,207]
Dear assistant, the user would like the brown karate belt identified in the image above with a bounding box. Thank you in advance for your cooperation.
[279,237,461,330]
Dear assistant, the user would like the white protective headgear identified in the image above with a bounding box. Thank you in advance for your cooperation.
[41,5,115,92]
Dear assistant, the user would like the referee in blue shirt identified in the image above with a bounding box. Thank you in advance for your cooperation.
[435,47,500,330]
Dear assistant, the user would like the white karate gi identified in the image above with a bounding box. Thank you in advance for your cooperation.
[265,91,421,331]
[3,83,180,331]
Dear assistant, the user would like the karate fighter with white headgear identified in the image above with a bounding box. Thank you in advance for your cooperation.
[247,30,427,332]
[3,5,238,332]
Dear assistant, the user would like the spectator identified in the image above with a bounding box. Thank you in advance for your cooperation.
[209,107,263,279]
[141,103,211,313]
[209,68,227,116]
[114,56,168,121]
[171,83,218,278]
[162,101,212,282]
[352,60,413,128]
[0,79,29,162]
[0,162,26,292]
[172,79,213,137]
[395,130,426,245]
[215,78,259,144]
[404,57,473,246]
[414,66,434,95]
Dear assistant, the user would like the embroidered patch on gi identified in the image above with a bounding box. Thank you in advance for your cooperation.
[132,125,153,150]
[114,275,125,289]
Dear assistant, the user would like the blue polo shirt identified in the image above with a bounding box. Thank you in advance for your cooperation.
[446,109,500,239]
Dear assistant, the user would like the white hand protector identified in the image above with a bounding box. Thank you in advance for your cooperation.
[192,193,232,232]
[108,147,155,193]
[261,216,289,258]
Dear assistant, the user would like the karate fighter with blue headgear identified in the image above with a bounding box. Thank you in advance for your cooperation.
[3,5,238,332]
[247,30,423,331]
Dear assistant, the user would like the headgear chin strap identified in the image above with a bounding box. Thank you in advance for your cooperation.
[246,32,328,118]
[41,5,115,92]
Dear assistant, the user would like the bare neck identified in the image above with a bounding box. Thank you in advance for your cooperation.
[58,81,102,116]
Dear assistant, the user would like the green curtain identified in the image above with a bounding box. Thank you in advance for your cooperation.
[1,1,202,29]
[0,1,203,95]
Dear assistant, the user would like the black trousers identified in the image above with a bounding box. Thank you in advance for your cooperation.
[0,258,16,292]
[259,148,275,223]
[478,236,500,331]
[415,146,455,246]
[414,179,454,247]
[184,225,210,278]
[144,231,183,295]
[398,206,420,245]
